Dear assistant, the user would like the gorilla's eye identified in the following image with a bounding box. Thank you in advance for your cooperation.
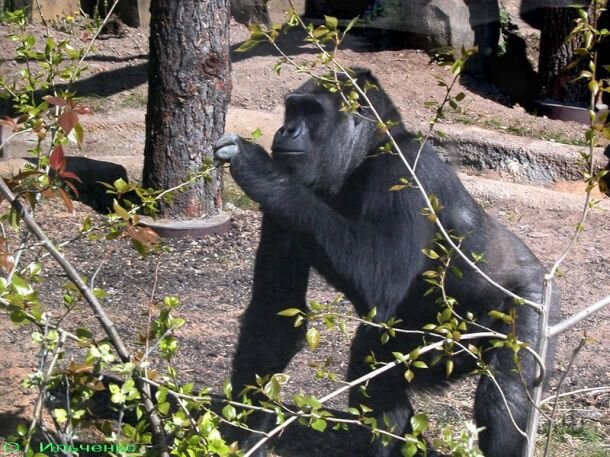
[285,94,325,118]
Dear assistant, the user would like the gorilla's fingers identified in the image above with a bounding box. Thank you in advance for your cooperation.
[215,133,241,148]
[214,144,240,161]
[214,133,242,161]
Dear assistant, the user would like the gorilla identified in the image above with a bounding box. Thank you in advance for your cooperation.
[214,68,557,457]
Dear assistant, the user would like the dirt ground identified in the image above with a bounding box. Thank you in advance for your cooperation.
[0,7,608,457]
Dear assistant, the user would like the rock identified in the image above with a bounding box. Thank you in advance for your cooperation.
[305,0,500,76]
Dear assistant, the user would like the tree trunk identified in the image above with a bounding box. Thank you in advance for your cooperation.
[143,0,231,219]
[538,3,593,106]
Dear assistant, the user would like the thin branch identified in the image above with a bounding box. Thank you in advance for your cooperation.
[25,329,67,454]
[524,275,554,457]
[549,294,610,337]
[144,259,162,359]
[312,311,547,374]
[67,0,121,86]
[540,386,610,406]
[0,129,31,151]
[0,177,169,457]
[542,336,587,457]
[244,331,511,456]
[278,7,544,313]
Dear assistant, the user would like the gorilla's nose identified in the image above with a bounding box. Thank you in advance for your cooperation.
[278,121,303,139]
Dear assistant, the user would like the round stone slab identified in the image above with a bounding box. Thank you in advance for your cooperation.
[138,211,231,239]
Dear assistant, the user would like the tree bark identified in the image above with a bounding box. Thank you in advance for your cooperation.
[143,0,231,219]
[538,2,594,106]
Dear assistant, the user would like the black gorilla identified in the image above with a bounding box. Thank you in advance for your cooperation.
[214,69,556,457]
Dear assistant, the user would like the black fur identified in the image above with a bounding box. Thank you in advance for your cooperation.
[214,68,557,457]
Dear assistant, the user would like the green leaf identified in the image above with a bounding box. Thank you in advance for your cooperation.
[389,184,408,191]
[113,178,129,193]
[157,401,170,415]
[93,287,107,299]
[222,380,233,399]
[445,359,454,377]
[312,25,330,38]
[401,443,418,457]
[278,308,302,317]
[311,418,327,432]
[163,296,180,307]
[222,404,236,420]
[404,369,414,383]
[53,408,68,424]
[156,386,168,403]
[451,266,463,280]
[410,413,429,434]
[273,59,283,75]
[488,310,513,324]
[113,199,130,221]
[306,327,320,351]
[17,423,27,436]
[421,248,439,260]
[11,274,33,296]
[324,15,338,31]
[344,16,360,35]
[76,327,92,339]
[236,39,261,53]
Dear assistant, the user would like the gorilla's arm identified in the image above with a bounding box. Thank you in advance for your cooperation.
[216,134,419,319]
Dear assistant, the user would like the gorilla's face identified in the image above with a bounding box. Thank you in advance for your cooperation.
[271,79,377,194]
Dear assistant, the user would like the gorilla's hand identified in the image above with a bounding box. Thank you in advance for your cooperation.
[214,133,243,162]
[214,133,279,204]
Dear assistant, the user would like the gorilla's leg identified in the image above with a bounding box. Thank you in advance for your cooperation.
[474,348,534,457]
[347,325,421,457]
[474,295,544,457]
[229,216,310,455]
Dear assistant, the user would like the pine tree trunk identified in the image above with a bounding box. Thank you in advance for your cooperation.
[538,4,590,106]
[143,0,231,219]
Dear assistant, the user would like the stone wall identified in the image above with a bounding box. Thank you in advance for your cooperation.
[7,0,80,22]
[4,0,303,27]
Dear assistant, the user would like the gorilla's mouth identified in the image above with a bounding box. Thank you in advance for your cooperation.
[272,150,306,157]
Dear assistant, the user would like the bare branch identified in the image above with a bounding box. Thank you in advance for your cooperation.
[540,386,610,406]
[549,294,610,337]
[542,336,587,457]
[0,177,170,457]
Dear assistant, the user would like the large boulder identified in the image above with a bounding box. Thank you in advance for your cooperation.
[370,0,499,61]
[304,0,500,74]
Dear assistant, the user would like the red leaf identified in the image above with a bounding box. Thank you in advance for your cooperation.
[63,180,79,197]
[41,189,55,199]
[126,226,160,249]
[43,95,68,106]
[0,252,14,273]
[59,170,82,183]
[58,188,75,215]
[49,145,66,172]
[58,110,79,135]
[0,237,13,273]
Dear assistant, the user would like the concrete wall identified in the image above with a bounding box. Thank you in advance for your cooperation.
[8,0,80,22]
[6,0,299,27]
